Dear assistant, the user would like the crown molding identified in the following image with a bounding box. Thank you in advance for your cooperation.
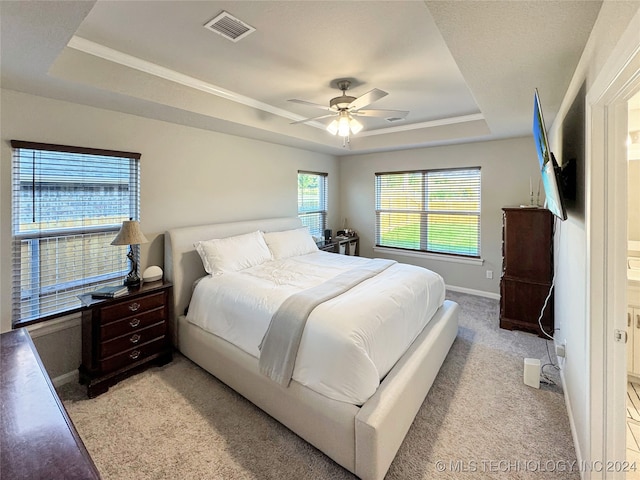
[67,36,484,139]
[358,113,485,137]
[67,36,324,128]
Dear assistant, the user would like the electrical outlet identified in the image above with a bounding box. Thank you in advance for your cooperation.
[486,270,493,279]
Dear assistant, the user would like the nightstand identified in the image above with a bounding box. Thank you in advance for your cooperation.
[79,281,173,397]
[317,240,338,252]
[337,236,359,255]
[317,237,359,255]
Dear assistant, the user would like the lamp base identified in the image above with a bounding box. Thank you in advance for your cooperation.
[123,247,141,287]
[123,275,141,288]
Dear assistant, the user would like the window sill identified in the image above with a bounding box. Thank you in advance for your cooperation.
[373,246,484,266]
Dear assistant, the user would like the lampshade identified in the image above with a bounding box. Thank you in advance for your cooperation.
[327,119,339,135]
[111,220,148,246]
[326,112,364,137]
[349,117,363,135]
[337,114,351,137]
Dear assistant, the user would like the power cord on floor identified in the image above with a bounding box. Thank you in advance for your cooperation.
[540,340,560,386]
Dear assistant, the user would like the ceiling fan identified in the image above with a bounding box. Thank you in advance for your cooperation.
[288,80,409,138]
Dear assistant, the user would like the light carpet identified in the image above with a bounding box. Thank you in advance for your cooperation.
[58,291,578,479]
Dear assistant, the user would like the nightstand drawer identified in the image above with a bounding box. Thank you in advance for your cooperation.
[100,337,166,373]
[99,292,165,323]
[100,306,166,341]
[100,322,166,359]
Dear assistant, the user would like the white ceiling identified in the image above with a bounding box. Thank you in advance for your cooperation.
[0,1,602,156]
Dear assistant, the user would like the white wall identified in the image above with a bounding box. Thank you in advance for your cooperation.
[338,137,542,296]
[548,0,640,470]
[0,89,338,377]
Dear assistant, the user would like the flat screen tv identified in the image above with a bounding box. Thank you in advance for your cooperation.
[533,88,567,221]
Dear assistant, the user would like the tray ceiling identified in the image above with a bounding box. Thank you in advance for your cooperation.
[0,1,602,156]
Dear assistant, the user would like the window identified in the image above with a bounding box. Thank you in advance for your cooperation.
[11,141,141,325]
[375,167,481,257]
[297,171,327,238]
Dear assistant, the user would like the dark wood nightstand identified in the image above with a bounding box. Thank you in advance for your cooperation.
[78,281,173,397]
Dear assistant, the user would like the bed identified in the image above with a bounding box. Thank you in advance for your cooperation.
[164,217,459,480]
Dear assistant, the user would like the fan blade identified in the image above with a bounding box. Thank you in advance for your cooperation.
[290,113,335,125]
[288,99,330,111]
[352,109,409,118]
[347,88,388,111]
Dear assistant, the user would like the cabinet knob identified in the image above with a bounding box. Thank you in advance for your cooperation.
[129,350,141,360]
[129,333,141,344]
[128,302,140,312]
[129,318,140,328]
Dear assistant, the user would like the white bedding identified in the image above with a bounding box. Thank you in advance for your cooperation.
[186,251,445,404]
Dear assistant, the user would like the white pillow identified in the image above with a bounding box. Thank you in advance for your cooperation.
[195,230,272,275]
[264,227,319,260]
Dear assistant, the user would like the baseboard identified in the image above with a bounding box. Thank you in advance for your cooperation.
[446,284,500,300]
[560,366,584,480]
[52,370,79,388]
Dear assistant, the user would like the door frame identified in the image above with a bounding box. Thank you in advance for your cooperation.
[587,9,640,478]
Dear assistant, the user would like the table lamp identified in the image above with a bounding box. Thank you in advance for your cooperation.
[111,219,149,287]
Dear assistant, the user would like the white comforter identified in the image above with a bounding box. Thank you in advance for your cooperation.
[186,251,445,404]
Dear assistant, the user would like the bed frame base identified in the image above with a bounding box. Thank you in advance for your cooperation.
[178,301,458,480]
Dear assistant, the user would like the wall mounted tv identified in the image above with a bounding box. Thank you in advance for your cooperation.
[533,88,567,221]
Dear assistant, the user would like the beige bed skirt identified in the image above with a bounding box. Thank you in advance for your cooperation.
[178,300,458,480]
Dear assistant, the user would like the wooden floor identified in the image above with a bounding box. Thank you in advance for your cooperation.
[627,382,640,479]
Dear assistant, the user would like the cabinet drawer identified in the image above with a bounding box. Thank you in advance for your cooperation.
[100,337,166,373]
[99,292,165,323]
[100,322,166,359]
[100,307,166,341]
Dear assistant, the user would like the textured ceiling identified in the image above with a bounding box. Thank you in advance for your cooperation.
[0,1,603,156]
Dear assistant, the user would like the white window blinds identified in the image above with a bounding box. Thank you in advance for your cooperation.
[298,171,327,238]
[375,167,481,257]
[11,141,141,325]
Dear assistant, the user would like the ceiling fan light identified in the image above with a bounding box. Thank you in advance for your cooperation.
[337,115,351,137]
[327,119,339,135]
[349,117,363,135]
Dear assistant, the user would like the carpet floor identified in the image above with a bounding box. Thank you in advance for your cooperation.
[58,291,578,479]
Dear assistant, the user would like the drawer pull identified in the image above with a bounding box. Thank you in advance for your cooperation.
[129,333,141,344]
[637,314,640,329]
[129,350,141,360]
[128,302,140,312]
[129,318,140,328]
[630,312,632,327]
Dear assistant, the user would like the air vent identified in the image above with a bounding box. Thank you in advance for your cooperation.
[204,11,255,42]
[386,117,405,123]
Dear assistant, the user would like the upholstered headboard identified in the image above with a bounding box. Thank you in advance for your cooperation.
[164,216,303,346]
